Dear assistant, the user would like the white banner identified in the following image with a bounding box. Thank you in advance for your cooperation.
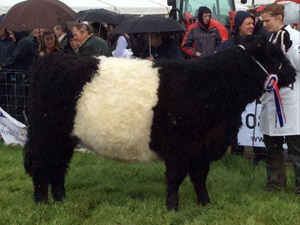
[0,107,27,146]
[238,101,265,147]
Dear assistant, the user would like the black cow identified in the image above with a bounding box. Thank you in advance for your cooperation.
[24,36,296,211]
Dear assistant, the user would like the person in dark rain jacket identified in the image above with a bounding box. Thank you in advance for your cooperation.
[0,27,15,63]
[217,11,255,53]
[181,6,222,58]
[143,33,184,61]
[0,30,36,71]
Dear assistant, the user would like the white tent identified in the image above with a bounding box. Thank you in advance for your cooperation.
[0,0,171,16]
[0,0,25,15]
[96,0,171,15]
[51,0,115,12]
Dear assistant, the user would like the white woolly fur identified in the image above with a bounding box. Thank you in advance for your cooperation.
[72,57,160,162]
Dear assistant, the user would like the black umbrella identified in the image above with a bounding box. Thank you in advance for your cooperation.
[112,16,185,56]
[111,16,185,34]
[76,8,129,25]
[1,0,75,31]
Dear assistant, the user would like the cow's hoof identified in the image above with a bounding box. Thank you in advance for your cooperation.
[34,195,49,204]
[166,196,179,211]
[199,197,211,207]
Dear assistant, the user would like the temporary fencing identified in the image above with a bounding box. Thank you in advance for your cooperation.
[0,69,30,125]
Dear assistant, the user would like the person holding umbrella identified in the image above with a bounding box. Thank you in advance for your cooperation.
[0,26,15,63]
[0,30,36,71]
[72,23,111,57]
[111,16,185,59]
[0,29,36,123]
[142,33,184,61]
[0,15,15,115]
[31,28,45,49]
[0,14,15,63]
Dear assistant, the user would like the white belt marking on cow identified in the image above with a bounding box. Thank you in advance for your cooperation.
[72,57,160,162]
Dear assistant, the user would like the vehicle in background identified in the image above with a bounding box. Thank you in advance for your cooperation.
[168,0,235,27]
[168,0,299,34]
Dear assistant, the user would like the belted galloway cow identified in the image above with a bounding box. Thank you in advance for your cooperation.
[24,36,296,211]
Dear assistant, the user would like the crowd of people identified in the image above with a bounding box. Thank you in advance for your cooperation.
[0,4,283,71]
[0,2,299,196]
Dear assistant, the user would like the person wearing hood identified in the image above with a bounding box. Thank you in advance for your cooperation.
[216,11,255,158]
[0,30,36,71]
[181,6,222,58]
[247,8,270,37]
[0,29,36,123]
[217,11,254,52]
[0,26,15,115]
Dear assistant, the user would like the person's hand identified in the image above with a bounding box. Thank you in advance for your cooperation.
[195,52,201,57]
[146,55,155,61]
[39,51,45,57]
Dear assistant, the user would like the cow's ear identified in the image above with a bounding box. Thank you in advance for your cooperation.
[243,35,267,53]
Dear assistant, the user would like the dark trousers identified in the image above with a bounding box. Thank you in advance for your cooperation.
[264,135,300,193]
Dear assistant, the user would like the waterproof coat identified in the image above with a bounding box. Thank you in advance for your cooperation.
[143,38,184,60]
[181,22,222,58]
[78,34,112,57]
[0,35,36,70]
[260,25,300,136]
[0,35,15,63]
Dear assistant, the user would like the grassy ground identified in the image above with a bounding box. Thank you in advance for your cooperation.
[0,143,300,225]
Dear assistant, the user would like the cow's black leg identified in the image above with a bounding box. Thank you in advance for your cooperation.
[188,162,211,206]
[29,134,75,204]
[33,180,49,203]
[51,171,66,202]
[32,165,49,204]
[28,144,51,204]
[165,161,188,211]
[50,140,76,202]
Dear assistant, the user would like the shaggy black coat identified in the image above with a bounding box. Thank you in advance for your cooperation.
[24,36,296,210]
[24,54,99,202]
[150,36,296,210]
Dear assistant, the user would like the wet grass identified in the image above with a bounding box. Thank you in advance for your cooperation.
[0,143,300,225]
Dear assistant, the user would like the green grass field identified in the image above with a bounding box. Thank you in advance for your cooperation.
[1,143,300,225]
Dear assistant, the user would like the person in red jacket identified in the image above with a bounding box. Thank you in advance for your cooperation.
[181,6,222,58]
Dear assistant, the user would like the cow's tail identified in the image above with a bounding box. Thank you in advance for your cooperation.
[23,129,33,176]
